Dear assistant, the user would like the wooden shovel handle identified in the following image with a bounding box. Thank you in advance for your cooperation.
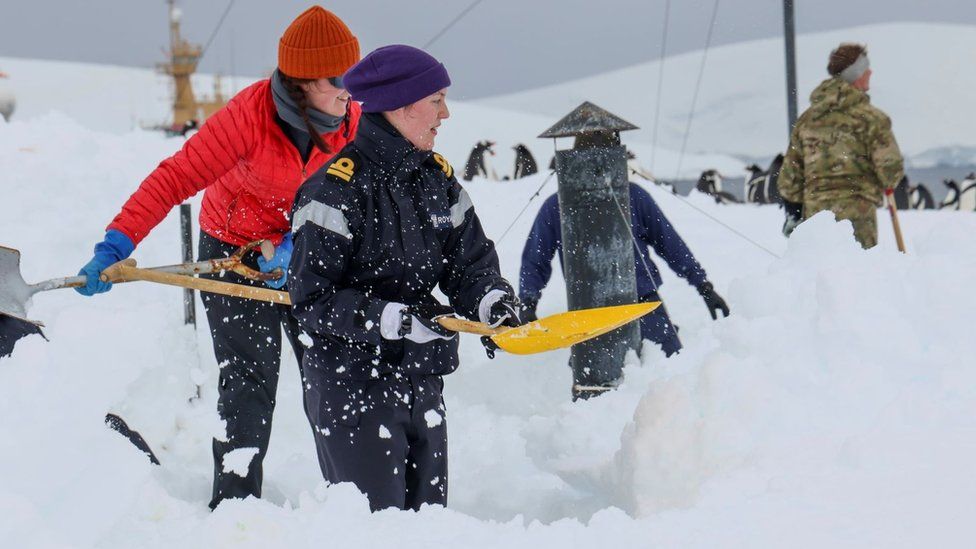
[97,261,506,328]
[884,188,907,253]
[100,259,291,305]
[436,316,508,336]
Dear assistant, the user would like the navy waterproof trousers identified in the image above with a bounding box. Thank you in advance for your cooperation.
[303,371,448,511]
[199,232,308,509]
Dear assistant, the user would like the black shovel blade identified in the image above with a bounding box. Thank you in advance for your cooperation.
[0,312,45,358]
[105,413,161,465]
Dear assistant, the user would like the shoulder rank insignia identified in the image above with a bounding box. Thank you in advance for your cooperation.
[432,153,454,179]
[326,157,356,182]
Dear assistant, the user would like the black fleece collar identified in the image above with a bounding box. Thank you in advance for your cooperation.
[355,112,432,173]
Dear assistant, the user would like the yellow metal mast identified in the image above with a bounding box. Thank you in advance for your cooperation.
[157,0,226,128]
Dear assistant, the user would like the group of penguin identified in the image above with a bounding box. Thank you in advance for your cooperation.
[462,140,976,213]
[462,141,538,182]
[706,154,975,211]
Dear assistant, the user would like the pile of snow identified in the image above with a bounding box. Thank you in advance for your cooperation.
[611,214,976,526]
[480,23,976,167]
[2,107,976,546]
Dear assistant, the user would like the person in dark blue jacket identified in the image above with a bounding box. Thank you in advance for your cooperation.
[288,45,520,512]
[519,183,728,357]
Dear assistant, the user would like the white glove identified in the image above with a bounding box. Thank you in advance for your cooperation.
[380,302,456,344]
[478,289,522,328]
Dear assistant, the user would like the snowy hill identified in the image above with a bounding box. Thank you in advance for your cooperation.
[0,56,249,134]
[0,55,744,180]
[480,23,976,169]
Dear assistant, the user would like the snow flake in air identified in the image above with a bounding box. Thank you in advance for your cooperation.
[378,425,392,439]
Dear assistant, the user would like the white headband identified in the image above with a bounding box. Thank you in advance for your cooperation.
[838,53,870,83]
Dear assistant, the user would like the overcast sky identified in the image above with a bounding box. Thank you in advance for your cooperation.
[2,0,974,99]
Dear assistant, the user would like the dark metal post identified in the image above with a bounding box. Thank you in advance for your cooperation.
[783,0,798,134]
[180,203,196,327]
[540,102,641,400]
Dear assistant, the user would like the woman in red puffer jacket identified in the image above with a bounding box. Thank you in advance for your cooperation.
[75,6,361,510]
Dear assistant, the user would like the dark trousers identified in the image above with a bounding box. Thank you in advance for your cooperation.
[640,292,682,357]
[198,232,307,509]
[303,371,448,511]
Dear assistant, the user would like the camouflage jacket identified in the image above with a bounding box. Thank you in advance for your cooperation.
[779,77,904,206]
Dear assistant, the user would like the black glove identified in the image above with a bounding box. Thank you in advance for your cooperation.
[480,295,526,359]
[399,303,456,343]
[782,200,803,237]
[520,297,539,323]
[697,282,729,320]
[481,335,500,359]
[485,294,524,328]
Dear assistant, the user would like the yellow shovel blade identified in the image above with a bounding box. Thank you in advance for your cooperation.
[492,302,660,355]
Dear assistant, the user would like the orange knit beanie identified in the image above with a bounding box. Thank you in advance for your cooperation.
[278,6,360,79]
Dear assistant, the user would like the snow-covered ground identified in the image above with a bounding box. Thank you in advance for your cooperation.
[3,104,976,547]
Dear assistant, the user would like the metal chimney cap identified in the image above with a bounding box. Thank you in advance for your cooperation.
[538,101,639,139]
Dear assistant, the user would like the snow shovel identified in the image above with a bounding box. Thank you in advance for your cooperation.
[114,263,660,357]
[103,263,659,356]
[0,241,283,357]
[436,301,660,355]
[105,261,660,357]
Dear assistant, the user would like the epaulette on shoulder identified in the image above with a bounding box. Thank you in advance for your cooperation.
[324,150,363,183]
[429,152,455,179]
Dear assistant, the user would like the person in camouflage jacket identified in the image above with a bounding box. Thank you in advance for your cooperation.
[779,43,904,248]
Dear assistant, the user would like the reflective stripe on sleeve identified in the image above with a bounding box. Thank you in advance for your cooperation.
[292,200,352,239]
[450,189,473,228]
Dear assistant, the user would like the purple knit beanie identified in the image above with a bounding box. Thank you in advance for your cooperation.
[343,45,451,112]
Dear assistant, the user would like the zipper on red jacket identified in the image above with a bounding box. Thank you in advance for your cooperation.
[299,143,318,179]
[275,119,317,180]
[302,143,324,179]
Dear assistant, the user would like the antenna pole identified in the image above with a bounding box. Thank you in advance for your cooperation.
[168,0,179,50]
[783,0,798,134]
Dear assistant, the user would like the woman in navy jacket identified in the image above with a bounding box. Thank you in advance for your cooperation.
[288,45,520,511]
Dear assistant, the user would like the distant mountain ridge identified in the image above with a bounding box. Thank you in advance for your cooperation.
[479,23,976,161]
[909,146,976,169]
[0,55,747,179]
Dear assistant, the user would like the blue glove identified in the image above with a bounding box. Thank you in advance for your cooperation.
[257,233,293,290]
[75,230,135,296]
